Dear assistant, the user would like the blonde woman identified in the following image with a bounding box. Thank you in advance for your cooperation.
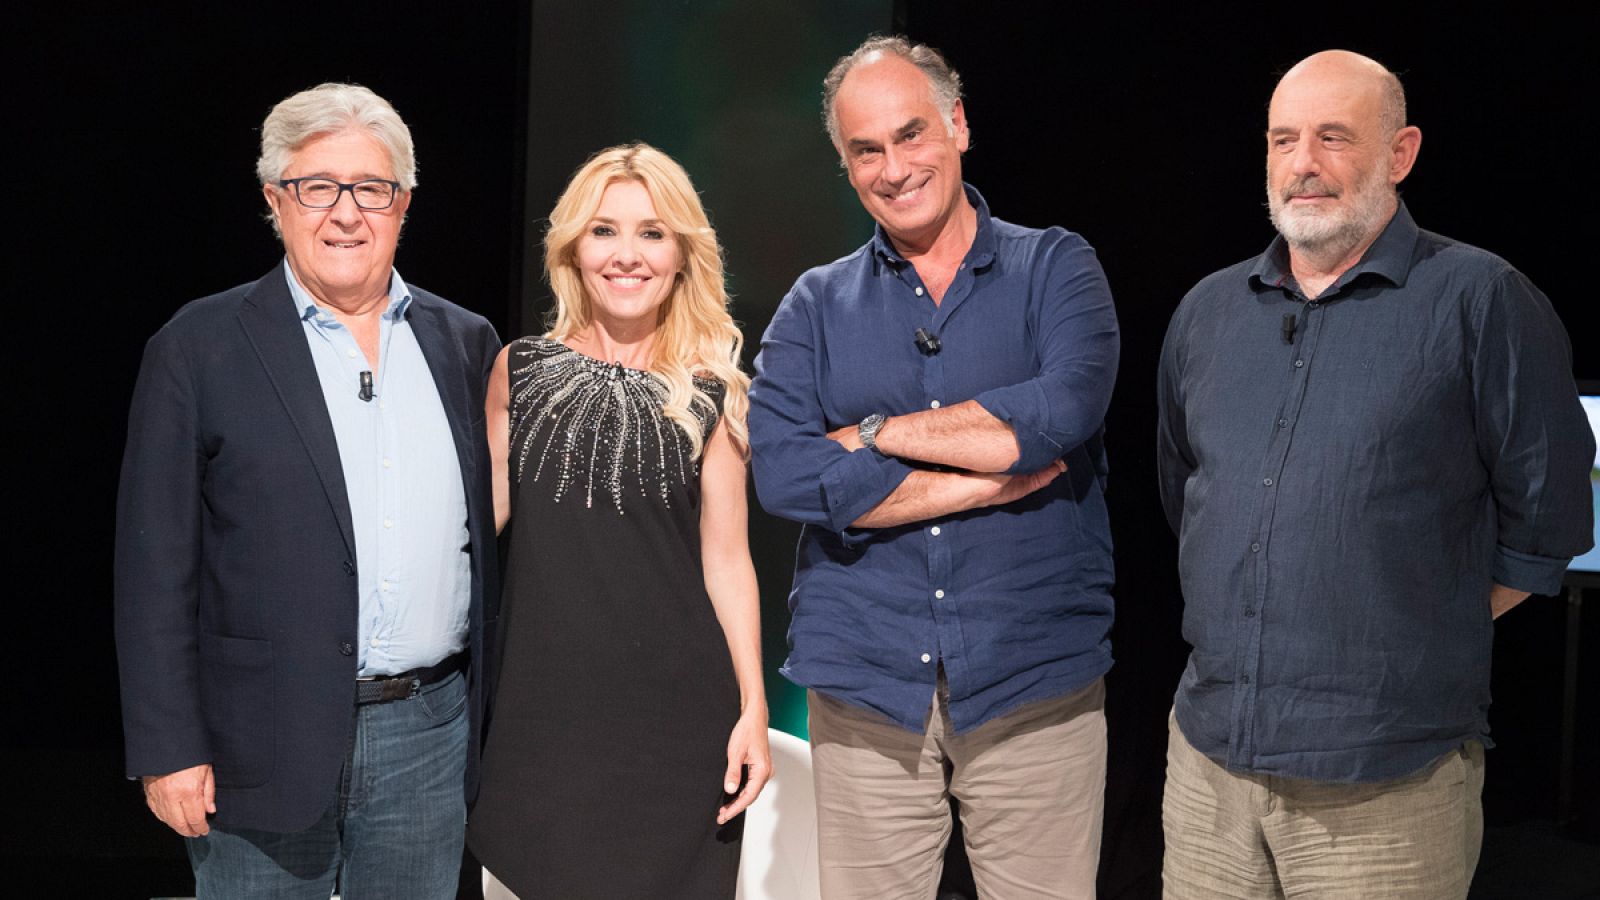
[467,144,770,898]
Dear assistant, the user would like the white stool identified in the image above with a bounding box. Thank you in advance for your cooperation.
[736,728,820,900]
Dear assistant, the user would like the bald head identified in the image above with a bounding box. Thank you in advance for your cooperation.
[1274,50,1407,137]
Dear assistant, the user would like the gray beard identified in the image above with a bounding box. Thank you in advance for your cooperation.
[1267,173,1395,262]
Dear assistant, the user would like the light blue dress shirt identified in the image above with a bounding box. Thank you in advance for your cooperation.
[285,260,470,676]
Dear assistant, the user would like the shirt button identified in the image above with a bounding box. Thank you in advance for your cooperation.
[1244,608,1256,618]
[1262,478,1273,486]
[383,518,393,528]
[1307,301,1319,310]
[931,526,941,536]
[370,638,381,647]
[342,560,356,576]
[914,286,925,296]
[935,589,946,599]
[379,402,387,410]
[380,580,390,591]
[1241,674,1251,684]
[339,641,355,656]
[347,349,358,359]
[921,653,932,663]
[930,400,941,409]
[1277,419,1288,428]
[382,458,392,468]
[1251,542,1261,552]
[1294,359,1305,368]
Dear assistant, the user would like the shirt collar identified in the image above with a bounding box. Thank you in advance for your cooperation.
[284,258,413,322]
[870,183,997,271]
[1248,201,1421,295]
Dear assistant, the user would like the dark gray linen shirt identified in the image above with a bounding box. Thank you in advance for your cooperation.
[1157,203,1594,783]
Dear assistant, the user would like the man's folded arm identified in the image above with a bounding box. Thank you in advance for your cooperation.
[877,234,1120,474]
[748,285,916,535]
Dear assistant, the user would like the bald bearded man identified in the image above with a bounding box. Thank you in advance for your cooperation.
[1155,51,1592,899]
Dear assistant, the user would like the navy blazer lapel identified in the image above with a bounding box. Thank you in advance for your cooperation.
[408,297,478,480]
[236,266,358,558]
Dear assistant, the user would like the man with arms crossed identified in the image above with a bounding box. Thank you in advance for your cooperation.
[1157,50,1593,899]
[116,83,500,897]
[750,36,1120,899]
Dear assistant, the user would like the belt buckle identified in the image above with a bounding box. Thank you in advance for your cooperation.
[386,676,417,703]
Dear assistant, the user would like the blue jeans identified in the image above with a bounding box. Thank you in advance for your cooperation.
[187,670,468,899]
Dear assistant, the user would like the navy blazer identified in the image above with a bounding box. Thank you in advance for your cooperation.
[115,265,501,833]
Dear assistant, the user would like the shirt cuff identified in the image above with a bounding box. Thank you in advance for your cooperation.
[1493,544,1574,596]
[973,381,1061,474]
[819,448,914,535]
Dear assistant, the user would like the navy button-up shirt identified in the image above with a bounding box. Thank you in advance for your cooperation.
[1158,204,1594,782]
[750,186,1120,734]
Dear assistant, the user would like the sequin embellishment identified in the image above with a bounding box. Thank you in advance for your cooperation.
[509,338,720,513]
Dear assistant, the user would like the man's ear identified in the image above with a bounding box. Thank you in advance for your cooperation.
[1389,125,1422,185]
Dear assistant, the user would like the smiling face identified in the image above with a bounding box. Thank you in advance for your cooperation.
[1265,52,1419,260]
[833,54,970,252]
[263,129,410,309]
[574,179,681,333]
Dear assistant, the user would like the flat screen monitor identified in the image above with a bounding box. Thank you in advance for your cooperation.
[1565,380,1600,588]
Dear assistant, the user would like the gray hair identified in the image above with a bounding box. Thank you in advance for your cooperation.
[821,35,963,150]
[256,83,417,190]
[1378,70,1407,136]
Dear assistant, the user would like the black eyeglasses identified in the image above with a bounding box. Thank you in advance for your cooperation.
[277,177,402,210]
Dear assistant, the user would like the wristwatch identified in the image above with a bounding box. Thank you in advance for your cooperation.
[858,413,888,455]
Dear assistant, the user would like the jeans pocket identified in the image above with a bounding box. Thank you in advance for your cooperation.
[197,632,275,788]
[418,673,467,723]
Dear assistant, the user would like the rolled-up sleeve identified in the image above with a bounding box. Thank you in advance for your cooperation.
[971,233,1120,474]
[1471,269,1595,595]
[750,279,914,533]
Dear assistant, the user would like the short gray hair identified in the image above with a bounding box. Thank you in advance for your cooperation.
[1378,70,1407,137]
[256,83,417,190]
[821,35,963,150]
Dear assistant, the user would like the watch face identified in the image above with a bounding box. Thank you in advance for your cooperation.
[860,413,886,450]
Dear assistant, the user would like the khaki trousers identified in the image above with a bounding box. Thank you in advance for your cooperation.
[808,676,1107,900]
[1161,710,1485,899]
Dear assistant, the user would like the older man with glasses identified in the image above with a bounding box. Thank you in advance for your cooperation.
[115,82,501,898]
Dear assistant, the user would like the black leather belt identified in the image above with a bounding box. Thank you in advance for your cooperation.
[356,653,466,705]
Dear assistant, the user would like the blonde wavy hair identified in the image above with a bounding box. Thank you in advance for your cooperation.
[544,143,749,459]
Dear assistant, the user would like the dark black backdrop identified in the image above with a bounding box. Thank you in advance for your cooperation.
[6,1,1595,897]
[902,4,1599,896]
[7,2,532,891]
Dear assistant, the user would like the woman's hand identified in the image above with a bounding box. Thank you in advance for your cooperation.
[717,706,772,825]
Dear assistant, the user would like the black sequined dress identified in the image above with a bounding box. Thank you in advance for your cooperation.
[467,337,742,898]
